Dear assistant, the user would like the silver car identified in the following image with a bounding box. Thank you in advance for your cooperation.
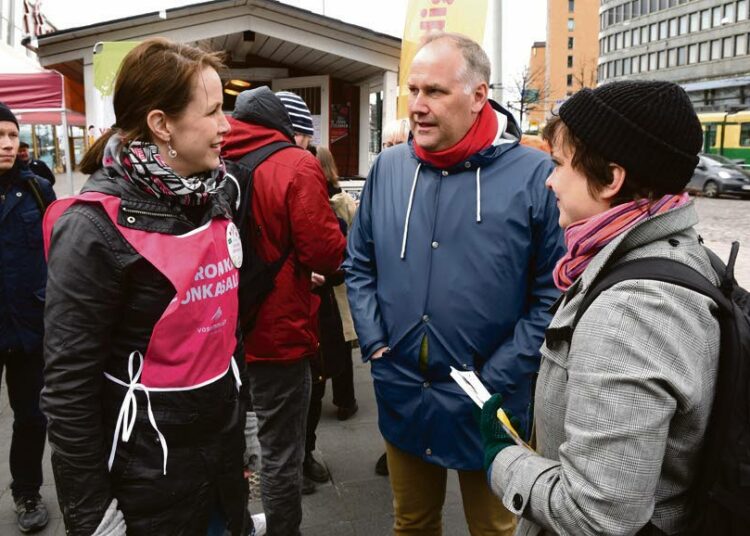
[686,153,750,198]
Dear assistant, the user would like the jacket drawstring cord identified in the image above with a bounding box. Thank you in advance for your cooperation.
[400,163,421,259]
[106,351,169,475]
[476,167,482,223]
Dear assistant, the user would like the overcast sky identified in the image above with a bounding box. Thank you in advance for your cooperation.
[41,0,547,92]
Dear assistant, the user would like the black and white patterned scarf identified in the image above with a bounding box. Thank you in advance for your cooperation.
[102,133,225,206]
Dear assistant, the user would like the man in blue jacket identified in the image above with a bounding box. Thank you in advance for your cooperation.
[0,102,56,533]
[344,34,564,534]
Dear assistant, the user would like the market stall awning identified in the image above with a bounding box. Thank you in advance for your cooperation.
[13,110,86,126]
[0,71,84,125]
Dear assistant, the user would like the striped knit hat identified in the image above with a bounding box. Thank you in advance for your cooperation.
[275,91,314,137]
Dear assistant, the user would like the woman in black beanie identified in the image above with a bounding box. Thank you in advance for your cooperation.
[479,81,720,535]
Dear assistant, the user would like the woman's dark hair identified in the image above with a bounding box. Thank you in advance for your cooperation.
[542,116,671,205]
[80,38,225,174]
[316,146,340,189]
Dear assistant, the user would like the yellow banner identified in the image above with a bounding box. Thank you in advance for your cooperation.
[93,41,140,96]
[398,0,489,118]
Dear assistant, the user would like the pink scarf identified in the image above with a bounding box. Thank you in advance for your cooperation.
[553,193,691,291]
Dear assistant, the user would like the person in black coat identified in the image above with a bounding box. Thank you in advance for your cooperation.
[18,142,55,185]
[0,102,56,533]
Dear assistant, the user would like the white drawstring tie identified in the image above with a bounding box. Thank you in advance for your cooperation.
[475,167,482,223]
[107,351,169,475]
[400,163,421,259]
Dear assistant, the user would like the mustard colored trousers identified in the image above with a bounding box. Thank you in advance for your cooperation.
[385,441,516,536]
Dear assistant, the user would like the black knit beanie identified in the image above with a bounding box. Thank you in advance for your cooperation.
[558,81,702,193]
[0,102,18,128]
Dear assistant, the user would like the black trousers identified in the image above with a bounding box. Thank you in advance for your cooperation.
[0,348,47,499]
[305,343,355,455]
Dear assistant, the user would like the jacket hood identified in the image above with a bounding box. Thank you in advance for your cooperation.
[231,86,295,142]
[222,117,291,161]
[408,99,521,171]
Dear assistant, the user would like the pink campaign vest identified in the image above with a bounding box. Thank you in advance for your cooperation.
[43,192,243,474]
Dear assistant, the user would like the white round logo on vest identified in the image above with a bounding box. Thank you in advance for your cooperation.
[226,222,243,268]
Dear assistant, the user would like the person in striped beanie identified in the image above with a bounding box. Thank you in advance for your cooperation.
[275,91,315,149]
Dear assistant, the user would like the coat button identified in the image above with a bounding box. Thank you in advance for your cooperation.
[441,170,449,176]
[425,448,432,455]
[464,161,471,168]
[15,192,22,197]
[126,216,136,224]
[431,241,439,249]
[423,381,430,388]
[422,314,429,323]
[668,238,680,247]
[512,493,523,510]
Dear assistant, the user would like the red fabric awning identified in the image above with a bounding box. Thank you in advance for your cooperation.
[13,110,86,127]
[0,72,63,109]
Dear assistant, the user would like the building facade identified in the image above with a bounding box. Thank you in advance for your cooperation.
[598,0,750,113]
[530,0,600,127]
[527,41,547,130]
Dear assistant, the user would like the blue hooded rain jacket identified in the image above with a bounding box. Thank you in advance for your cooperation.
[344,103,565,470]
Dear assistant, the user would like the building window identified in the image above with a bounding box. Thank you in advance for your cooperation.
[632,28,640,46]
[567,55,574,68]
[640,54,648,72]
[725,3,736,23]
[679,15,688,35]
[688,43,699,63]
[568,0,575,12]
[701,9,711,30]
[567,74,573,86]
[690,12,700,32]
[649,52,658,70]
[711,39,722,60]
[650,23,658,42]
[650,0,658,12]
[712,6,722,27]
[568,18,575,31]
[625,30,632,47]
[677,46,687,65]
[659,0,668,9]
[699,41,710,61]
[739,0,749,22]
[669,18,678,37]
[623,57,632,75]
[658,50,667,68]
[609,34,615,51]
[616,32,623,49]
[568,37,574,49]
[724,36,735,57]
[668,48,677,67]
[703,89,716,106]
[642,25,649,43]
[737,33,748,55]
[632,0,641,18]
[641,0,649,16]
[659,20,668,39]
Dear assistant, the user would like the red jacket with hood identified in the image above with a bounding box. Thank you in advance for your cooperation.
[222,86,345,363]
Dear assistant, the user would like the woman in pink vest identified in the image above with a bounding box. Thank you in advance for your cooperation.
[42,38,254,536]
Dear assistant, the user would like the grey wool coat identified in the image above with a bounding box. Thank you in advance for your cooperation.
[490,202,721,536]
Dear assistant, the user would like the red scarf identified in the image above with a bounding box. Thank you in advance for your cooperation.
[413,101,498,169]
[553,193,691,291]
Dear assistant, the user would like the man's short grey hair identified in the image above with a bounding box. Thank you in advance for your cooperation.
[418,32,491,89]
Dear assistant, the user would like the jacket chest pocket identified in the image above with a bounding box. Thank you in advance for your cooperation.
[20,208,44,248]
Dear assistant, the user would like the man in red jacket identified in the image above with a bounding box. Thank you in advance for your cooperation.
[222,87,345,536]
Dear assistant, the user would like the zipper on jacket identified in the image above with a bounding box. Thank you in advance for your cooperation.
[121,206,182,219]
